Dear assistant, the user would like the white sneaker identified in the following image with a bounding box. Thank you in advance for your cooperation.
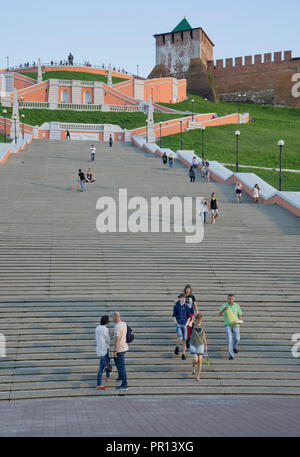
[213,220,215,225]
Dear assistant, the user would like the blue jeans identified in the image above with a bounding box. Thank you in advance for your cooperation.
[97,352,111,386]
[169,161,173,169]
[80,179,85,192]
[225,325,240,358]
[115,351,127,387]
[176,324,188,341]
[201,213,208,224]
[91,153,95,161]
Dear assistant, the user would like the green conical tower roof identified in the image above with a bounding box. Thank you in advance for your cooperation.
[172,18,192,33]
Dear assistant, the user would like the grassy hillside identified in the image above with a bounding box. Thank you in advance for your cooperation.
[160,94,300,190]
[162,93,300,120]
[1,107,184,131]
[226,166,300,192]
[20,71,128,85]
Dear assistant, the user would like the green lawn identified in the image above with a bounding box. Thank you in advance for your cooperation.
[227,166,300,192]
[0,133,5,143]
[160,94,300,186]
[20,71,128,85]
[161,93,300,121]
[1,107,184,131]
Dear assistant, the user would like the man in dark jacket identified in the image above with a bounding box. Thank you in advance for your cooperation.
[173,293,191,360]
[78,169,86,192]
[189,166,196,183]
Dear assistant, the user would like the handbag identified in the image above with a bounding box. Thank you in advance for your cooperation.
[204,353,210,366]
[227,308,243,325]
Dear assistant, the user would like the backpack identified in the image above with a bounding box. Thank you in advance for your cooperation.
[126,325,134,344]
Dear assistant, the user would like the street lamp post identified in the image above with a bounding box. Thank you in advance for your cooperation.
[204,98,208,113]
[3,109,7,143]
[243,93,247,114]
[13,114,17,144]
[159,121,162,148]
[21,114,25,140]
[278,140,284,191]
[235,130,241,173]
[201,126,206,159]
[180,120,183,150]
[191,99,194,122]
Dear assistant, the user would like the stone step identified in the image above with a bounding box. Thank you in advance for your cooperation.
[2,378,300,394]
[3,344,294,355]
[0,140,299,400]
[2,371,300,384]
[6,386,300,401]
[1,364,299,378]
[1,358,298,370]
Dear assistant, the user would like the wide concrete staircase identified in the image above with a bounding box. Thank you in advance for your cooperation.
[0,140,299,400]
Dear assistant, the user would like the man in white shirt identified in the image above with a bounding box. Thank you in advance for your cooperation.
[95,315,111,391]
[113,312,128,391]
[90,144,96,162]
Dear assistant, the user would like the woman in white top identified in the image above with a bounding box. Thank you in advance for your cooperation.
[253,184,260,203]
[96,315,111,391]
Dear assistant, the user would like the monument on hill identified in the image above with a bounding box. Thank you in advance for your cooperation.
[68,53,74,65]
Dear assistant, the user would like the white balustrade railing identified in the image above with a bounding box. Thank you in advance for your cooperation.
[81,81,95,86]
[57,103,102,111]
[108,104,139,112]
[17,102,142,112]
[20,101,50,109]
[59,123,105,132]
[58,80,72,86]
[8,62,136,77]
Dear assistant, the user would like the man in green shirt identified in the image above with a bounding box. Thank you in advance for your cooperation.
[219,294,243,360]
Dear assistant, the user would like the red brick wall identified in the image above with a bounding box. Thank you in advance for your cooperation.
[210,51,300,106]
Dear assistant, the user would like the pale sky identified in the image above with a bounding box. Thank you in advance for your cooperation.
[2,0,300,77]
